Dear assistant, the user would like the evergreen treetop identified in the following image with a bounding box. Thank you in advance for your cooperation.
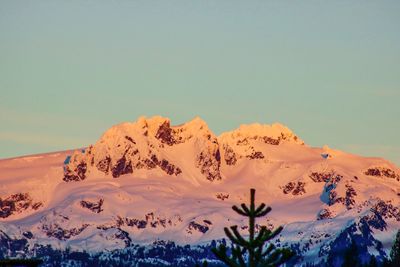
[212,188,294,267]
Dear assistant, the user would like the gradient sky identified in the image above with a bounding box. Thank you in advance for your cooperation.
[1,1,399,165]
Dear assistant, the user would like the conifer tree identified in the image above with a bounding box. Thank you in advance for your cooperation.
[342,239,360,267]
[366,255,377,267]
[382,258,391,267]
[390,230,400,267]
[212,188,294,267]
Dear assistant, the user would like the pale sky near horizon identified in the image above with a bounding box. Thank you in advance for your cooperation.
[0,1,399,165]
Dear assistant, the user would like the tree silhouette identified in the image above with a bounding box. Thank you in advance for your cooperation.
[366,255,378,267]
[0,259,43,267]
[342,239,360,267]
[389,230,400,267]
[212,188,294,267]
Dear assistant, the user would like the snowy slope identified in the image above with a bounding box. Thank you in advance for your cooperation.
[0,116,399,265]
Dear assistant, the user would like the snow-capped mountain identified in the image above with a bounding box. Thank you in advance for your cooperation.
[1,116,399,266]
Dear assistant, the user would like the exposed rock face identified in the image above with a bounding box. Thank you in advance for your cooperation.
[93,225,132,247]
[364,167,400,181]
[110,228,132,247]
[64,159,87,182]
[247,151,265,160]
[155,121,175,145]
[215,192,229,201]
[155,121,187,146]
[0,193,42,218]
[317,208,333,220]
[96,156,111,174]
[150,155,182,176]
[328,190,339,206]
[115,213,183,230]
[223,144,237,165]
[186,220,212,234]
[309,171,342,183]
[344,184,357,209]
[361,212,387,231]
[63,148,88,182]
[282,181,306,195]
[41,214,90,240]
[309,171,331,183]
[262,136,281,145]
[111,154,133,178]
[122,218,147,229]
[196,148,221,181]
[43,224,90,240]
[282,182,295,194]
[80,199,104,213]
[232,134,281,146]
[370,199,400,221]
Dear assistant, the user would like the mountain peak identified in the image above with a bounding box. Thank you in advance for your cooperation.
[237,122,295,137]
[136,115,170,136]
[182,116,208,128]
[95,116,170,142]
[130,116,211,137]
[219,122,304,145]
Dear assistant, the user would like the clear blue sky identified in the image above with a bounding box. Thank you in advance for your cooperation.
[1,1,399,165]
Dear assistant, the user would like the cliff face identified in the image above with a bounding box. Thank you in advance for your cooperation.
[63,116,223,182]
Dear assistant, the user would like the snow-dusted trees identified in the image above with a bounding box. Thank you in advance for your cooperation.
[341,239,360,267]
[389,230,400,267]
